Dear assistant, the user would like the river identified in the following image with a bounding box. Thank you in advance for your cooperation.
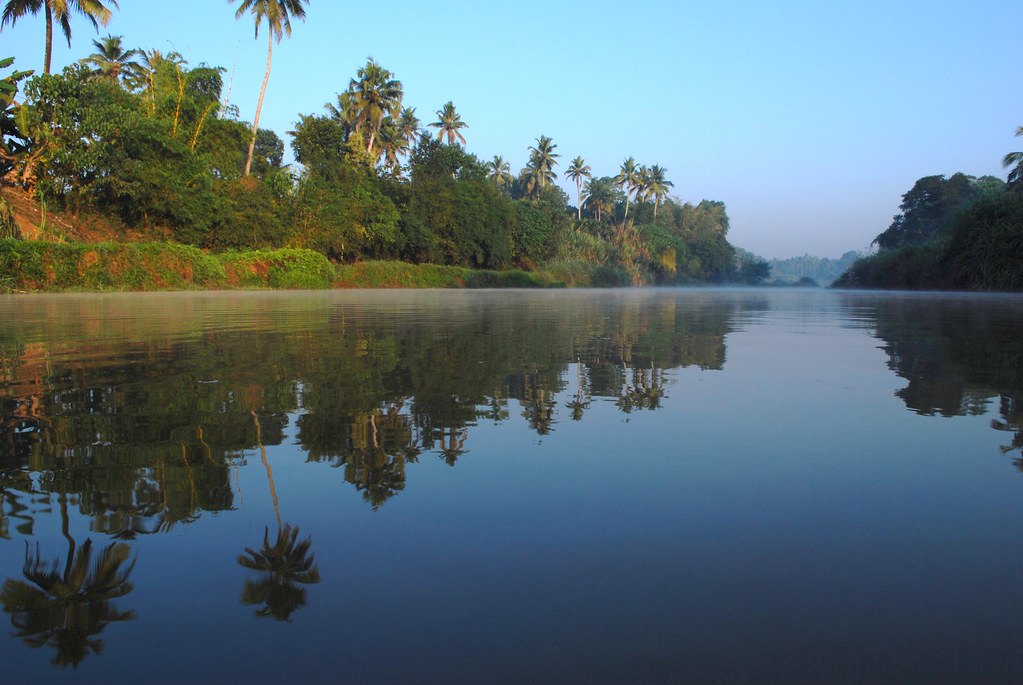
[2,288,1022,683]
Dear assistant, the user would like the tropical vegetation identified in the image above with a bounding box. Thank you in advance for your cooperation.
[0,4,763,290]
[835,172,1023,290]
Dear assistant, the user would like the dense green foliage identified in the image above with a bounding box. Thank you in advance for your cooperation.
[872,173,1004,250]
[0,238,225,290]
[0,46,747,289]
[0,240,571,292]
[836,173,1023,291]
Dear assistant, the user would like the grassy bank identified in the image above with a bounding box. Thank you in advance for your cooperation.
[335,260,562,288]
[0,240,565,292]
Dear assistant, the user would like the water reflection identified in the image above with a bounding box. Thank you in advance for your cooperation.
[238,524,320,622]
[239,410,320,621]
[0,490,136,668]
[839,293,1023,467]
[2,291,1023,678]
[1,540,136,668]
[0,292,755,519]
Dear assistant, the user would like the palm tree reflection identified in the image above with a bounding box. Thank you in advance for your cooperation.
[0,538,136,668]
[237,411,320,622]
[238,524,320,621]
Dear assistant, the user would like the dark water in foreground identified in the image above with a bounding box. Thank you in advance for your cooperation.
[2,289,1023,683]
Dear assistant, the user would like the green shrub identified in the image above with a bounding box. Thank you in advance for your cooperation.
[943,192,1023,291]
[219,248,334,289]
[592,264,632,287]
[0,240,227,291]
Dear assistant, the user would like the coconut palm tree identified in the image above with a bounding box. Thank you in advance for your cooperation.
[1,0,117,75]
[324,89,359,142]
[347,57,403,157]
[429,101,467,145]
[642,164,674,218]
[615,157,642,222]
[523,135,560,198]
[565,156,591,220]
[1004,126,1023,189]
[397,106,420,149]
[584,176,616,222]
[230,0,308,177]
[376,115,406,173]
[485,155,512,189]
[78,33,138,84]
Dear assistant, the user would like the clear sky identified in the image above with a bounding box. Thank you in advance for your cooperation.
[3,0,1020,258]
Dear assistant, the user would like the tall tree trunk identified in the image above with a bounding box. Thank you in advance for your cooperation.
[252,411,281,530]
[244,32,274,177]
[60,492,75,578]
[43,6,53,75]
[576,181,582,220]
[623,195,630,223]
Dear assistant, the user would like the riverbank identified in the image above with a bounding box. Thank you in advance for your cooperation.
[0,239,565,292]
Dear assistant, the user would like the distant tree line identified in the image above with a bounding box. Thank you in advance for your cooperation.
[749,250,862,287]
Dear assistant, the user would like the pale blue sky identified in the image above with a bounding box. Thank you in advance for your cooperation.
[3,0,1020,258]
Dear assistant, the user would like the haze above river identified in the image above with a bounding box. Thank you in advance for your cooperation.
[2,289,1023,683]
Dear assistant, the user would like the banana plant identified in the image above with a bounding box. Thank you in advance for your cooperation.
[0,57,35,182]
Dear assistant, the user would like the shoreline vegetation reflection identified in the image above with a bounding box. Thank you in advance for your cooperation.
[1,290,1023,671]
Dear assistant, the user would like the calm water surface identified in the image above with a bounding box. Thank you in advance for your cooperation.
[2,289,1023,683]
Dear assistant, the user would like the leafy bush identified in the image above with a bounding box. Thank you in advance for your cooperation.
[943,192,1023,290]
[592,264,632,287]
[219,248,335,289]
[0,239,226,291]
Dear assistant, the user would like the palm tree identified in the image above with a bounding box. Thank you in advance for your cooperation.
[347,57,403,157]
[584,176,615,222]
[78,33,138,84]
[376,115,405,173]
[642,164,674,218]
[485,155,512,189]
[397,106,420,149]
[523,135,560,198]
[324,89,359,142]
[429,101,467,145]
[1005,126,1023,189]
[230,0,308,177]
[565,156,591,220]
[615,157,642,222]
[123,48,184,116]
[1,0,117,75]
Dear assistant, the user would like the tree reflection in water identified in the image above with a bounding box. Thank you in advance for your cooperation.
[843,293,1023,470]
[237,411,320,622]
[0,293,746,518]
[0,494,136,667]
[238,524,320,622]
